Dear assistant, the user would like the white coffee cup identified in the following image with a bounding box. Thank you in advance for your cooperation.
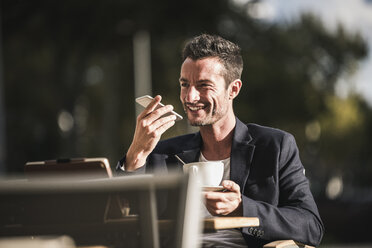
[183,161,224,187]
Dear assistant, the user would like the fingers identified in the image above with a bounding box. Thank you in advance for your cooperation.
[205,201,227,215]
[203,181,242,216]
[205,196,242,216]
[142,104,174,124]
[137,95,162,121]
[203,191,235,201]
[204,194,235,215]
[139,114,176,138]
[126,95,177,171]
[151,117,176,137]
[141,95,162,116]
[135,94,177,139]
[137,95,176,126]
[222,180,240,193]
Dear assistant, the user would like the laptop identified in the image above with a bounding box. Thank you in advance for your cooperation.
[24,157,113,179]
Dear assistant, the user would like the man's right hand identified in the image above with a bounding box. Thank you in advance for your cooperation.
[125,95,177,171]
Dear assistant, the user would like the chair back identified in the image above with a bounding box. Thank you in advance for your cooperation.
[0,173,202,248]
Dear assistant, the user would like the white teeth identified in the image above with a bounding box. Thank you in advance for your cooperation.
[188,106,204,111]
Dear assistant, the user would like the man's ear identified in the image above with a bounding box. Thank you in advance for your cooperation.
[229,79,242,99]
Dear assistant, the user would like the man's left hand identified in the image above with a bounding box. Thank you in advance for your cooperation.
[203,180,243,216]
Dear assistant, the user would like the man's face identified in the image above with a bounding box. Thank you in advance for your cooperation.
[179,57,231,126]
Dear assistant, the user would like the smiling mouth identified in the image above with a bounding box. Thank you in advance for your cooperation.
[187,105,206,111]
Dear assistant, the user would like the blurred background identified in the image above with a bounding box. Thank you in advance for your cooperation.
[1,0,372,246]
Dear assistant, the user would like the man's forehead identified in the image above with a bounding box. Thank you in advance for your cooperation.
[180,57,225,78]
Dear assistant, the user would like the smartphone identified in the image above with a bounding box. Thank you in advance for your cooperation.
[135,95,183,121]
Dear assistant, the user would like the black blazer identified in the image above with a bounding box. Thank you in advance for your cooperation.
[117,118,324,247]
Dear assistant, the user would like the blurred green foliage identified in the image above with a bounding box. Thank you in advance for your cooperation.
[1,0,371,192]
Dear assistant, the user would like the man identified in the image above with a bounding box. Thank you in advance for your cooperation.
[117,34,324,247]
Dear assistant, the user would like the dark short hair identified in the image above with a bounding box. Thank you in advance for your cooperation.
[182,34,243,87]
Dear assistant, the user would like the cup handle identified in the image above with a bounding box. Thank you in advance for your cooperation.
[190,166,198,176]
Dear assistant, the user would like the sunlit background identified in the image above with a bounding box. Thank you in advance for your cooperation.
[1,0,372,246]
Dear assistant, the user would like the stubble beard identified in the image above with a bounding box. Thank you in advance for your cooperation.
[185,102,228,127]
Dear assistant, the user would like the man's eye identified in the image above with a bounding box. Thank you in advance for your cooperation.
[180,83,188,87]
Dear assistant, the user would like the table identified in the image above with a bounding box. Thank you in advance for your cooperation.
[203,217,259,231]
[0,216,259,236]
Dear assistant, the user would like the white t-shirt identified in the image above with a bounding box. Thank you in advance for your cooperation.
[199,152,247,248]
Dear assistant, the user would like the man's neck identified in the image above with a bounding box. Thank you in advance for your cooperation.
[199,114,236,161]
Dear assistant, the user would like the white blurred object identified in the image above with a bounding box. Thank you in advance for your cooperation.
[86,65,104,85]
[58,110,74,133]
[305,120,321,142]
[326,175,344,200]
[133,30,152,117]
[0,235,76,248]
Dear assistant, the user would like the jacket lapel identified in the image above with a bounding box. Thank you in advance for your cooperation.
[171,119,255,192]
[230,118,255,193]
[174,132,202,165]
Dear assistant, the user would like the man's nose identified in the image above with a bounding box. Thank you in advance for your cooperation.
[184,86,200,103]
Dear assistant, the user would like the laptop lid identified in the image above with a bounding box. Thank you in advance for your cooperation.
[24,157,113,179]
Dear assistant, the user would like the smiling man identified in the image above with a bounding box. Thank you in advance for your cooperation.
[117,34,324,247]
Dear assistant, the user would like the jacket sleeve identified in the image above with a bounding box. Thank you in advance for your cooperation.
[241,133,324,247]
[115,153,170,175]
[115,154,146,175]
